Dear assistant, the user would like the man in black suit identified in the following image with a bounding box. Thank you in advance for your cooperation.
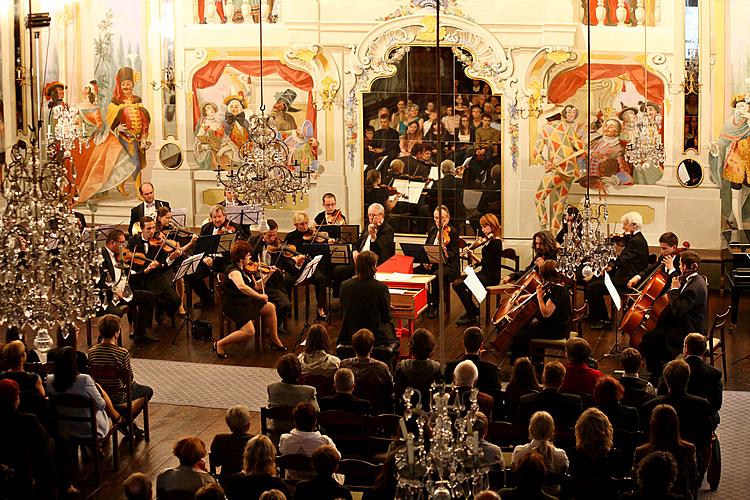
[416,205,461,318]
[516,361,582,429]
[218,187,247,207]
[404,143,433,179]
[185,204,241,308]
[626,232,682,290]
[371,113,400,161]
[640,250,708,382]
[444,327,501,401]
[319,368,372,415]
[313,192,347,227]
[586,211,649,329]
[128,182,170,235]
[640,359,717,476]
[99,229,157,344]
[421,159,465,223]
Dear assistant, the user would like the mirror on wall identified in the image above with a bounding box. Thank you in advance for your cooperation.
[683,0,699,153]
[161,0,177,140]
[159,142,183,170]
[362,46,502,235]
[677,158,703,187]
[13,0,24,134]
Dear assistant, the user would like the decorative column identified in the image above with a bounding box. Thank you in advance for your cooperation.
[596,0,607,26]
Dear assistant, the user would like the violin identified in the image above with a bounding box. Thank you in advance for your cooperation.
[302,226,329,243]
[216,223,236,235]
[244,260,273,274]
[609,232,633,245]
[149,236,180,254]
[325,209,346,226]
[267,242,303,259]
[461,235,491,266]
[119,249,158,267]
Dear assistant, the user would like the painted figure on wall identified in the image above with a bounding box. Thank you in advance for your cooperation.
[195,102,227,170]
[578,117,633,188]
[272,89,299,133]
[710,93,750,230]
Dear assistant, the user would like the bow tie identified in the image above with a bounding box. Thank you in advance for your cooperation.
[225,114,248,128]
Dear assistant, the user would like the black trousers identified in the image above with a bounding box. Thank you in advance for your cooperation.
[185,262,214,303]
[638,326,682,383]
[266,284,291,326]
[144,272,180,316]
[586,277,626,322]
[332,264,355,298]
[103,289,155,335]
[510,321,567,363]
[452,272,499,316]
[417,264,458,308]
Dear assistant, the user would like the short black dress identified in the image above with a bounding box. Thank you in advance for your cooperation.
[222,265,266,328]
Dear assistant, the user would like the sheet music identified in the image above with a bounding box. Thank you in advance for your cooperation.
[392,179,410,202]
[463,266,487,303]
[604,272,621,310]
[171,208,188,227]
[429,166,439,180]
[407,182,426,204]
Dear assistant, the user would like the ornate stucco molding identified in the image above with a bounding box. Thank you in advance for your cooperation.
[283,44,341,111]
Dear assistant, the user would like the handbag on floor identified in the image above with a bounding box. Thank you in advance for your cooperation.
[192,320,213,341]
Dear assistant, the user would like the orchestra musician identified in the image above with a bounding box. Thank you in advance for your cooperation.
[214,240,287,358]
[155,207,198,316]
[185,205,241,309]
[219,188,247,207]
[626,232,681,289]
[502,230,558,284]
[127,216,183,325]
[452,213,503,324]
[416,206,460,319]
[638,250,707,383]
[314,193,347,226]
[364,170,398,213]
[98,229,157,344]
[128,182,170,235]
[509,259,571,363]
[405,143,433,179]
[284,212,331,321]
[586,211,649,330]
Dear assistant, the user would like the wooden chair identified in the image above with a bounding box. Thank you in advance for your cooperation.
[528,298,587,361]
[484,248,521,324]
[297,373,336,398]
[317,410,367,458]
[88,365,150,452]
[276,452,313,490]
[48,392,119,484]
[260,406,295,448]
[365,413,401,463]
[337,458,381,492]
[707,305,730,381]
[486,420,528,449]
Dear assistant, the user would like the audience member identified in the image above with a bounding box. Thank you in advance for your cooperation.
[657,333,722,412]
[619,348,656,408]
[259,490,287,500]
[156,436,216,498]
[210,405,255,485]
[511,411,568,474]
[123,472,152,500]
[451,360,494,419]
[295,445,353,500]
[267,354,319,411]
[319,368,372,415]
[225,435,289,500]
[623,451,685,500]
[394,328,442,408]
[0,340,46,414]
[517,361,582,429]
[474,491,501,500]
[593,376,639,432]
[499,451,556,500]
[298,324,340,377]
[362,450,397,500]
[444,327,501,399]
[278,403,339,481]
[473,411,504,467]
[560,338,603,396]
[504,357,541,420]
[634,404,699,499]
[195,482,227,500]
[340,329,394,414]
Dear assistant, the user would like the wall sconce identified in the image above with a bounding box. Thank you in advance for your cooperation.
[667,49,702,95]
[150,66,184,92]
[509,80,546,119]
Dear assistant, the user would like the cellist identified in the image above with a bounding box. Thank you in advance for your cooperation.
[626,232,681,290]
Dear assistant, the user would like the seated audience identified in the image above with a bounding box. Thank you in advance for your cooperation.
[295,445,353,500]
[560,338,603,396]
[123,472,152,500]
[619,348,656,408]
[0,340,46,414]
[278,402,339,481]
[210,405,255,485]
[634,404,699,500]
[499,451,556,500]
[298,324,340,377]
[394,328,442,408]
[362,450,397,500]
[267,354,319,411]
[593,376,639,432]
[473,411,504,467]
[474,492,501,500]
[567,408,629,499]
[340,329,394,414]
[444,327,502,399]
[624,451,685,500]
[156,436,216,498]
[451,360,494,419]
[517,361,582,429]
[225,435,289,500]
[195,482,227,500]
[504,357,541,421]
[511,411,568,474]
[259,491,287,500]
[319,368,372,415]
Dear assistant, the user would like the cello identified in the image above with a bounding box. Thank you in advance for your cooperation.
[621,242,690,348]
[489,270,543,353]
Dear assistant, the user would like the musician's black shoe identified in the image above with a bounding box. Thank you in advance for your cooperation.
[590,320,612,330]
[455,314,478,325]
[155,309,165,324]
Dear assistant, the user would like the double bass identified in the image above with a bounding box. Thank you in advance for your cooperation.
[489,270,543,353]
[621,242,690,348]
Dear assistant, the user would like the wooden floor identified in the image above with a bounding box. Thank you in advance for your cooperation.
[71,286,749,498]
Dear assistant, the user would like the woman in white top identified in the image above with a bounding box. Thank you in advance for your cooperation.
[511,410,569,474]
[298,324,340,377]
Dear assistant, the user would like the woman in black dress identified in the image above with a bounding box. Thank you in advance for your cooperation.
[215,241,286,358]
[452,213,503,324]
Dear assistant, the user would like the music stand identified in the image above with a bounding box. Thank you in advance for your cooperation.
[598,272,625,361]
[172,253,205,344]
[292,255,323,351]
[170,208,188,228]
[195,232,237,257]
[339,225,359,245]
[317,225,341,240]
[329,244,352,265]
[400,242,446,265]
[224,205,262,226]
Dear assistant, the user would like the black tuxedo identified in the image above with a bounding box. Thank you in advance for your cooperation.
[657,355,723,412]
[516,388,583,429]
[219,200,247,207]
[97,248,155,337]
[128,199,170,234]
[372,126,401,160]
[640,391,717,451]
[405,155,431,179]
[417,224,461,307]
[338,276,396,346]
[126,235,181,317]
[319,392,373,415]
[423,175,465,219]
[444,353,501,399]
[355,221,396,264]
[314,210,347,226]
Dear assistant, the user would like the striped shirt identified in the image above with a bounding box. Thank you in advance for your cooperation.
[87,343,133,405]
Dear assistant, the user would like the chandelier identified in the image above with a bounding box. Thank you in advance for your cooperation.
[395,385,491,498]
[624,108,665,169]
[214,7,312,206]
[0,9,100,360]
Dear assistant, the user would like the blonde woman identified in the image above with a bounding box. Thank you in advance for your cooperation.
[225,435,289,499]
[511,411,568,474]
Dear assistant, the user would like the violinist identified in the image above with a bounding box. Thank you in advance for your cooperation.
[502,230,558,284]
[416,206,460,319]
[586,211,649,330]
[185,205,240,309]
[626,232,681,289]
[99,229,156,344]
[364,170,398,213]
[219,187,247,207]
[452,213,502,325]
[215,240,287,358]
[509,259,571,363]
[128,182,170,235]
[314,193,347,226]
[284,212,330,321]
[127,217,182,325]
[404,143,433,180]
[638,250,707,383]
[155,207,197,316]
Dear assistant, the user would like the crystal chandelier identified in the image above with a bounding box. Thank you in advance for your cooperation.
[0,9,101,360]
[624,110,665,170]
[395,385,491,498]
[49,103,85,157]
[214,7,312,206]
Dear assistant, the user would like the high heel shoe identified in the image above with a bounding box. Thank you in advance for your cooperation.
[212,341,228,359]
[270,342,288,352]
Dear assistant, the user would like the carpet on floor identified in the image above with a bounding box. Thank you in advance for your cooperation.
[131,358,279,411]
